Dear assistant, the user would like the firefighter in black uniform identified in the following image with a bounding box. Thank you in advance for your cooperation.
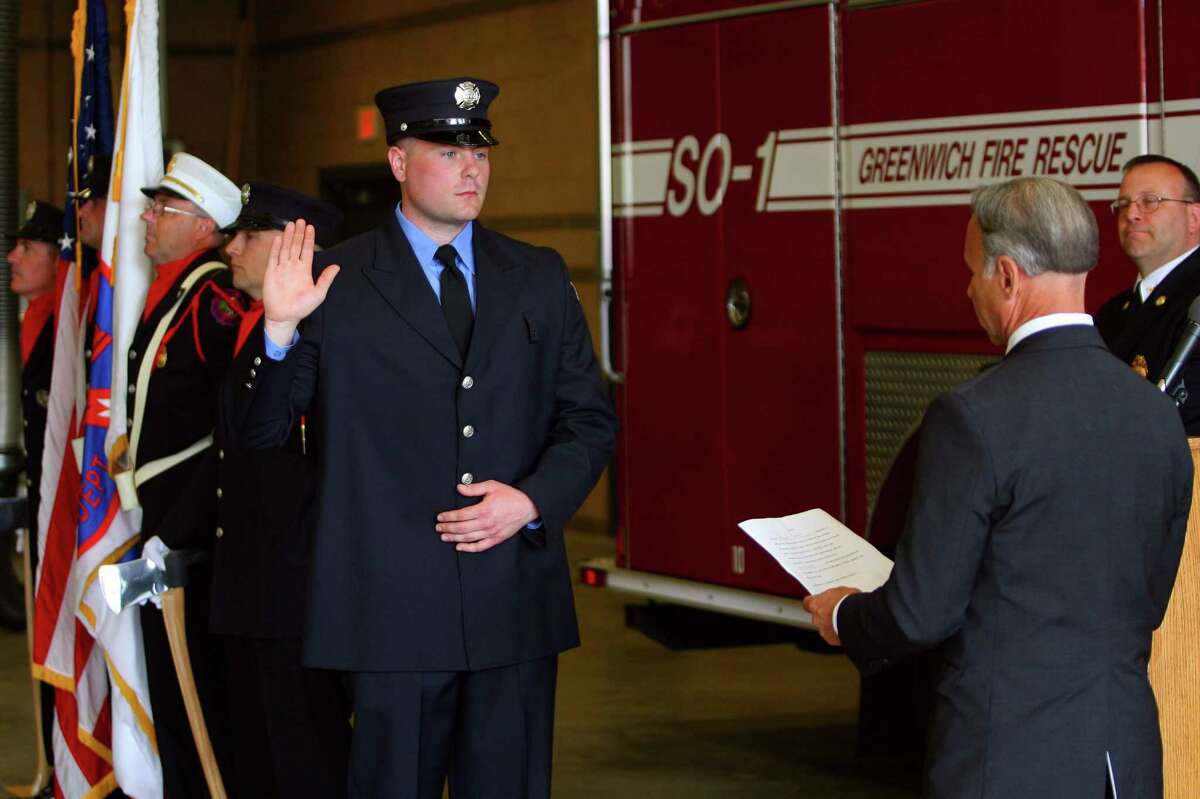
[8,201,63,534]
[1097,154,1200,432]
[7,200,63,779]
[191,181,350,797]
[128,153,245,798]
[73,154,110,323]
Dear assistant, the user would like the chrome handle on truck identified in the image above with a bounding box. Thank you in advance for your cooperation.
[726,278,752,329]
[596,0,624,385]
[599,276,625,384]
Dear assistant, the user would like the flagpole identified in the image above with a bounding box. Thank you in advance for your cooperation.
[3,544,53,797]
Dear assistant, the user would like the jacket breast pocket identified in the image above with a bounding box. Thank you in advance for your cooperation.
[522,310,540,343]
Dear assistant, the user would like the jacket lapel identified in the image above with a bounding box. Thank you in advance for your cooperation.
[363,217,463,368]
[466,224,523,371]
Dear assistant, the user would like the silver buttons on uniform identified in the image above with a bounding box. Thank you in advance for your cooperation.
[461,375,474,389]
[216,487,222,499]
[215,526,224,538]
[249,369,256,378]
[461,473,474,485]
[218,449,225,460]
[128,384,135,394]
[462,425,474,438]
[253,356,261,366]
[128,349,137,360]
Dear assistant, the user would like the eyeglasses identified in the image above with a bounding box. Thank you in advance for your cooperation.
[1109,194,1196,215]
[144,198,205,219]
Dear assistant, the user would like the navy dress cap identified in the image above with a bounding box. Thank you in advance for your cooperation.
[374,77,500,147]
[222,181,344,249]
[70,154,112,201]
[12,200,65,244]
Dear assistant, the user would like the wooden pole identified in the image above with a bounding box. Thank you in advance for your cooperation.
[3,536,52,798]
[1149,437,1200,799]
[161,588,227,799]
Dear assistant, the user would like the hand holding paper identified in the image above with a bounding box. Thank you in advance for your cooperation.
[737,508,893,594]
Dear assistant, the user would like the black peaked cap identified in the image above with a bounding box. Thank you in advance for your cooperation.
[222,181,344,249]
[374,77,500,147]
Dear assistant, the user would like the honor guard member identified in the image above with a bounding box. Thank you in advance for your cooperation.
[8,201,64,535]
[71,154,111,375]
[1097,154,1200,432]
[209,182,350,797]
[232,78,617,798]
[7,200,62,779]
[72,153,110,251]
[130,152,245,799]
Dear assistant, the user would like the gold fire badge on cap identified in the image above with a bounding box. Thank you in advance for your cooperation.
[25,201,36,221]
[455,81,480,110]
[241,183,251,206]
[1131,354,1149,378]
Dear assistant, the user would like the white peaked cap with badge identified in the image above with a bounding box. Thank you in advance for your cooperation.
[140,152,242,229]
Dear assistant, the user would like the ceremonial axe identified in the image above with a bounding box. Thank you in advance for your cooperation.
[99,548,228,799]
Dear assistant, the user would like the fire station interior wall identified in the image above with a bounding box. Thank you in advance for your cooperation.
[15,0,612,536]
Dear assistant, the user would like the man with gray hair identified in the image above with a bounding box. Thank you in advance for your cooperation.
[805,177,1191,798]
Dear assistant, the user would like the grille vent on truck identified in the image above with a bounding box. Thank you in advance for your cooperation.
[863,351,997,514]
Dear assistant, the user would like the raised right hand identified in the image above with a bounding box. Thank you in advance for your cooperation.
[262,219,340,346]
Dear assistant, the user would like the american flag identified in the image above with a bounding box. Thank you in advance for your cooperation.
[33,0,162,795]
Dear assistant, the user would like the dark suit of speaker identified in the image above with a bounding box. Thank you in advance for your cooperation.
[230,216,616,796]
[837,325,1191,799]
[1097,247,1200,434]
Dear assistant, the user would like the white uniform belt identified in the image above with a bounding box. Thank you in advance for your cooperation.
[114,434,213,511]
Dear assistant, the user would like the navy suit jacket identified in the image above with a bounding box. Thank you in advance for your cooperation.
[838,325,1191,799]
[231,218,616,671]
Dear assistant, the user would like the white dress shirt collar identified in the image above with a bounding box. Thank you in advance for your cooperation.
[1138,244,1200,301]
[1005,313,1094,354]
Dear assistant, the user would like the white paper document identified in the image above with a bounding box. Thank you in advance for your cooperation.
[738,508,893,594]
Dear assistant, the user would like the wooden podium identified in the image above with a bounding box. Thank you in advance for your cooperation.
[1148,437,1200,799]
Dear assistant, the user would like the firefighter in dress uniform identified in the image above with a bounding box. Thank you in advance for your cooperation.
[73,154,111,330]
[209,182,351,796]
[1097,154,1200,432]
[7,201,62,792]
[8,201,63,566]
[128,153,245,798]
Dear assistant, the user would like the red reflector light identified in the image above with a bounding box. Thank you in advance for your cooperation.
[580,566,607,587]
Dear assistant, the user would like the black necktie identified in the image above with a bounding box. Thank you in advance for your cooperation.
[436,244,473,360]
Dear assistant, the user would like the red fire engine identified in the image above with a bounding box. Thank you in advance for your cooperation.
[582,0,1200,629]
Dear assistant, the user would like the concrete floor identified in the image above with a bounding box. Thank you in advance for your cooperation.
[0,532,920,797]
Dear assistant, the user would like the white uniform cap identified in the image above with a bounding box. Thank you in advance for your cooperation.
[140,153,241,229]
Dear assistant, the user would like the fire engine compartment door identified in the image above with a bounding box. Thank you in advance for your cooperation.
[614,3,840,596]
